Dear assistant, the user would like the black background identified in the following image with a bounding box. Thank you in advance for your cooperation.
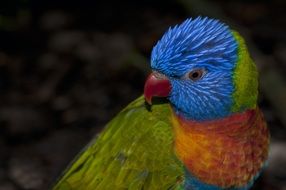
[0,0,285,189]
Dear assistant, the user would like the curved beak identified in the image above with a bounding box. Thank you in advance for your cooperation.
[144,72,171,105]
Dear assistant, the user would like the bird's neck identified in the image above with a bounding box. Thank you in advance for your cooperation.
[171,108,269,188]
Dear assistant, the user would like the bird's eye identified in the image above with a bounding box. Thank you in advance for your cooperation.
[188,69,205,81]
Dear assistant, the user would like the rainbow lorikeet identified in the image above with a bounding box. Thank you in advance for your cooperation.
[53,17,270,190]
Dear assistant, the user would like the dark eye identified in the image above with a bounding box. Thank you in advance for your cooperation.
[188,69,205,81]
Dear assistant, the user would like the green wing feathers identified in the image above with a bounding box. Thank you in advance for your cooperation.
[53,96,184,190]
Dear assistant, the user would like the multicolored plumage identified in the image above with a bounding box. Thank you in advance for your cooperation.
[53,17,269,190]
[172,108,268,189]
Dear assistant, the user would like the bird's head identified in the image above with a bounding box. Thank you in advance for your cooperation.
[144,17,258,121]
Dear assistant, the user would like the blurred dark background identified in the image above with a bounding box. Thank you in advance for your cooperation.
[0,0,285,189]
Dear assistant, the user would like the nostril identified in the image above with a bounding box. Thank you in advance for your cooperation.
[153,71,168,80]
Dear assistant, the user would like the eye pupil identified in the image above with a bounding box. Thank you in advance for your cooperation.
[188,69,204,81]
[192,72,199,78]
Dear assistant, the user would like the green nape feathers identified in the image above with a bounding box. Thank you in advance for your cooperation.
[232,31,258,112]
[53,97,184,190]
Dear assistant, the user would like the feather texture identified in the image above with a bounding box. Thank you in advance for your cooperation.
[231,31,258,112]
[172,108,269,189]
[53,96,184,190]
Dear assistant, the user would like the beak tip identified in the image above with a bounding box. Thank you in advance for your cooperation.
[144,85,152,105]
[145,97,152,105]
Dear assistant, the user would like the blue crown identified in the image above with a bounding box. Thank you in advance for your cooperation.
[151,17,237,77]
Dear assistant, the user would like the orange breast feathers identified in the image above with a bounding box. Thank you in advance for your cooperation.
[171,108,270,188]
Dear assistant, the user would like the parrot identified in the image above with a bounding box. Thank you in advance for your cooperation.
[53,17,270,190]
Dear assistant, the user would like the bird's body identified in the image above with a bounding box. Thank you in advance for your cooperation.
[53,17,270,190]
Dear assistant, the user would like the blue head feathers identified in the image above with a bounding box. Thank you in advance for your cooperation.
[151,17,238,121]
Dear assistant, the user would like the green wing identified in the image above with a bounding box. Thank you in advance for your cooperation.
[53,96,184,190]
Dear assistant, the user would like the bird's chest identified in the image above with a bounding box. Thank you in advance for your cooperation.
[171,109,269,188]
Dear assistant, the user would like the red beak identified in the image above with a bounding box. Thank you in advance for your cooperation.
[144,72,171,104]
